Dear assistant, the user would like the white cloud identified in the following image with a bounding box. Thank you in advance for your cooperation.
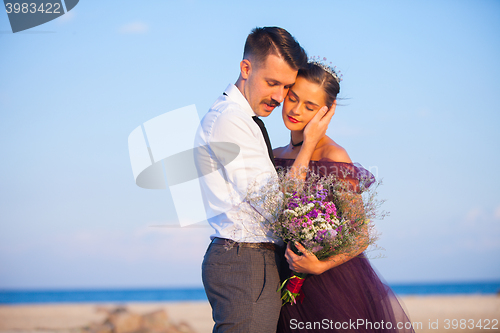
[58,226,212,263]
[452,207,500,252]
[465,207,483,224]
[1,226,212,266]
[495,206,500,220]
[0,225,215,288]
[119,21,149,34]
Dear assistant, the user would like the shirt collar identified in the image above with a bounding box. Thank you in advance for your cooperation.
[223,84,257,117]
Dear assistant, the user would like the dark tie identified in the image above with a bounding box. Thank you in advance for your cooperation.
[252,116,276,167]
[223,92,275,167]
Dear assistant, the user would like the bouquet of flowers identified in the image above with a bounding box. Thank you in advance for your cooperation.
[238,164,384,305]
[268,169,382,305]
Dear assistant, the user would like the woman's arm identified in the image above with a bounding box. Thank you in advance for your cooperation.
[285,144,369,275]
[283,101,371,275]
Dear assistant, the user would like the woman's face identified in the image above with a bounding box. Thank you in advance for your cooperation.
[282,76,328,131]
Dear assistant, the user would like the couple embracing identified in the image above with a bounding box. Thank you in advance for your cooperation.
[196,27,413,333]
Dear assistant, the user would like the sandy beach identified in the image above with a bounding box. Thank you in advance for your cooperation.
[0,296,498,333]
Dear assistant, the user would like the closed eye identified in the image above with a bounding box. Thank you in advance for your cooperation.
[305,101,320,111]
[287,89,298,103]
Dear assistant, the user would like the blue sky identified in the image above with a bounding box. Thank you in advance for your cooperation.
[0,0,499,289]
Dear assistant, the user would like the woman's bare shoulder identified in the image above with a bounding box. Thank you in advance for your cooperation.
[320,140,352,163]
[273,146,286,158]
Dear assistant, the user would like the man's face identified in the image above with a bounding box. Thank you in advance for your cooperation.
[242,54,298,117]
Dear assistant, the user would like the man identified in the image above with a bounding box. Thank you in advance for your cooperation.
[196,27,334,332]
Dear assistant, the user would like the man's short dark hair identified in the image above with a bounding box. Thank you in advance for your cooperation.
[243,26,307,71]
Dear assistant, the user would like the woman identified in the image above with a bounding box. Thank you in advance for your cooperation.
[274,60,414,332]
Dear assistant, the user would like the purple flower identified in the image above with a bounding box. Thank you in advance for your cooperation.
[315,189,328,201]
[307,209,318,219]
[314,230,325,241]
[325,202,337,216]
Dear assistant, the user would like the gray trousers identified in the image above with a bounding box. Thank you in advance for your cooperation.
[202,241,284,333]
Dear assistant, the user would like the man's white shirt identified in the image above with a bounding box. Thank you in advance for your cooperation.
[194,84,282,243]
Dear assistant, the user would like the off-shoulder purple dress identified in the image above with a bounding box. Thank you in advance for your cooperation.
[275,158,414,333]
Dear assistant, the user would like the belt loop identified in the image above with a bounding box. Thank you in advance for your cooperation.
[236,243,241,256]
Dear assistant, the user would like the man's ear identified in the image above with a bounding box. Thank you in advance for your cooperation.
[240,59,252,80]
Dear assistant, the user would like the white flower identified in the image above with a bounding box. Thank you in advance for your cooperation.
[304,231,314,240]
[294,202,315,216]
[319,222,331,230]
[284,209,298,217]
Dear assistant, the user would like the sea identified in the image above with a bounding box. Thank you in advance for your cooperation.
[1,281,499,304]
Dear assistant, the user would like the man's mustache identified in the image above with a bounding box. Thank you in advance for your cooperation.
[263,99,281,108]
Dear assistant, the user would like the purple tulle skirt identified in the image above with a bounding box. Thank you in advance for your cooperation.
[274,158,414,332]
[277,254,415,333]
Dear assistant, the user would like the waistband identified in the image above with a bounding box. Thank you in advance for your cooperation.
[211,237,281,252]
